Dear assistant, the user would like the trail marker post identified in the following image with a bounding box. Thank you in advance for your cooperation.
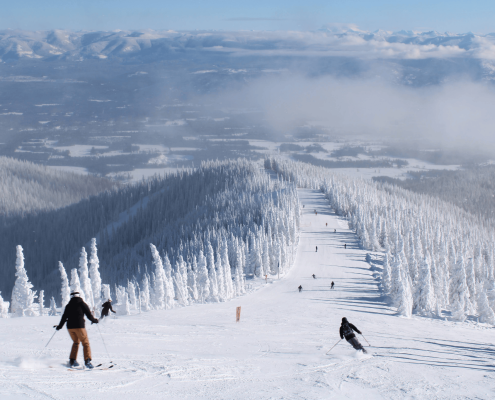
[236,306,241,322]
[265,274,268,283]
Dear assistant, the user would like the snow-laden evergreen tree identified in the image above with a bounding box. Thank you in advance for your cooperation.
[89,238,102,315]
[381,252,392,294]
[466,257,477,304]
[396,264,413,318]
[124,292,131,316]
[162,253,175,309]
[450,252,473,318]
[11,245,37,316]
[102,284,111,302]
[59,262,70,308]
[221,242,234,299]
[127,281,137,311]
[70,269,84,300]
[414,255,436,316]
[215,246,226,301]
[196,250,210,302]
[476,283,495,324]
[49,297,57,316]
[141,274,151,311]
[78,247,93,309]
[150,244,166,309]
[188,257,199,301]
[206,243,219,302]
[0,292,9,318]
[38,290,45,316]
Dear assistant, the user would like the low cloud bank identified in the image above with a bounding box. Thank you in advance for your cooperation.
[214,74,495,152]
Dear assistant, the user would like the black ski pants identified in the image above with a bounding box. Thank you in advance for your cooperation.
[346,337,365,352]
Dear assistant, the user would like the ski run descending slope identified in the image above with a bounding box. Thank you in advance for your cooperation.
[0,188,494,399]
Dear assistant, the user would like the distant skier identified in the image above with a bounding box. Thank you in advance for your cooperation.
[326,223,328,227]
[331,281,334,289]
[298,285,303,292]
[56,292,99,368]
[101,299,116,319]
[316,246,318,252]
[334,229,336,233]
[344,243,347,249]
[312,274,316,279]
[340,317,367,353]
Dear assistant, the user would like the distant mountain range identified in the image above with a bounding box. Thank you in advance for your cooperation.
[1,29,495,62]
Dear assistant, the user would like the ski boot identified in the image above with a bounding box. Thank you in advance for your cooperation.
[85,359,94,369]
[69,359,80,367]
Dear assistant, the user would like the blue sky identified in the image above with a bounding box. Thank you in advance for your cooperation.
[2,0,495,33]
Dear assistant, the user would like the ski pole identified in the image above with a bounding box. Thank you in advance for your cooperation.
[96,324,113,364]
[326,339,341,355]
[38,328,58,358]
[361,334,371,346]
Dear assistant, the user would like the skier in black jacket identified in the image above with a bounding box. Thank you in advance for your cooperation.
[339,317,367,353]
[56,292,99,368]
[101,299,116,318]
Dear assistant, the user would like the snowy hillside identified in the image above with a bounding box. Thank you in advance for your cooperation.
[0,156,115,216]
[0,187,493,399]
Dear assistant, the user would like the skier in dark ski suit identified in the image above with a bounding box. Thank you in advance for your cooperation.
[340,317,367,353]
[56,292,99,368]
[101,299,116,318]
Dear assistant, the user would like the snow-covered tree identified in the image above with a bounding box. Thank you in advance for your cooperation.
[59,262,70,309]
[196,250,210,302]
[476,283,495,324]
[38,290,45,316]
[89,238,102,315]
[414,255,436,316]
[70,268,84,300]
[141,274,151,311]
[49,297,57,316]
[162,253,176,309]
[150,244,166,309]
[79,247,93,309]
[0,292,9,318]
[11,245,37,316]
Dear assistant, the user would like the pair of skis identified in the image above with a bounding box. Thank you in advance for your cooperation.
[326,334,371,355]
[68,363,115,371]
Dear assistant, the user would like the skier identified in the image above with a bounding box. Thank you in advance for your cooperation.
[101,299,116,319]
[298,285,303,292]
[56,292,99,368]
[340,317,367,353]
[331,281,334,289]
[344,243,347,249]
[334,229,336,233]
[316,246,318,252]
[312,274,316,279]
[326,223,327,227]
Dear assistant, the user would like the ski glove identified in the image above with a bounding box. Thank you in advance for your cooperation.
[91,318,99,324]
[55,325,62,330]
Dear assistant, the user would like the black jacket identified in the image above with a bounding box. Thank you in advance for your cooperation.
[57,297,97,329]
[340,322,361,340]
[101,301,116,316]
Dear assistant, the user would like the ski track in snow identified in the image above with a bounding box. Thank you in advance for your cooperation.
[1,189,495,399]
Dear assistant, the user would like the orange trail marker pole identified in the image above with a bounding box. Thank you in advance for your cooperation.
[236,306,241,322]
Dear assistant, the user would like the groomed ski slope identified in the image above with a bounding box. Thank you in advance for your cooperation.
[1,188,494,399]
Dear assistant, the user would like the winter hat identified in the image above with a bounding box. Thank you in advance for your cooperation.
[70,292,80,297]
[342,317,348,324]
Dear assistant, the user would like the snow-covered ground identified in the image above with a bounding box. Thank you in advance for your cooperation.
[1,189,494,399]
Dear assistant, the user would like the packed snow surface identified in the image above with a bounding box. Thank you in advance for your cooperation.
[0,189,494,399]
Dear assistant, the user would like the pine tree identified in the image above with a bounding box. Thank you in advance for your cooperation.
[89,238,102,315]
[49,297,57,316]
[396,263,413,318]
[59,262,70,308]
[196,250,210,302]
[221,242,234,299]
[215,247,226,301]
[162,253,176,309]
[127,281,137,311]
[382,251,392,294]
[79,247,93,309]
[414,255,436,316]
[476,283,495,325]
[150,244,165,309]
[70,269,84,300]
[11,245,37,316]
[188,257,199,302]
[0,292,9,318]
[38,290,45,316]
[141,274,151,311]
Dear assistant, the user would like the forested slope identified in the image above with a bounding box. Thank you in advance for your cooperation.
[1,159,300,304]
[0,157,116,217]
[373,165,495,224]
